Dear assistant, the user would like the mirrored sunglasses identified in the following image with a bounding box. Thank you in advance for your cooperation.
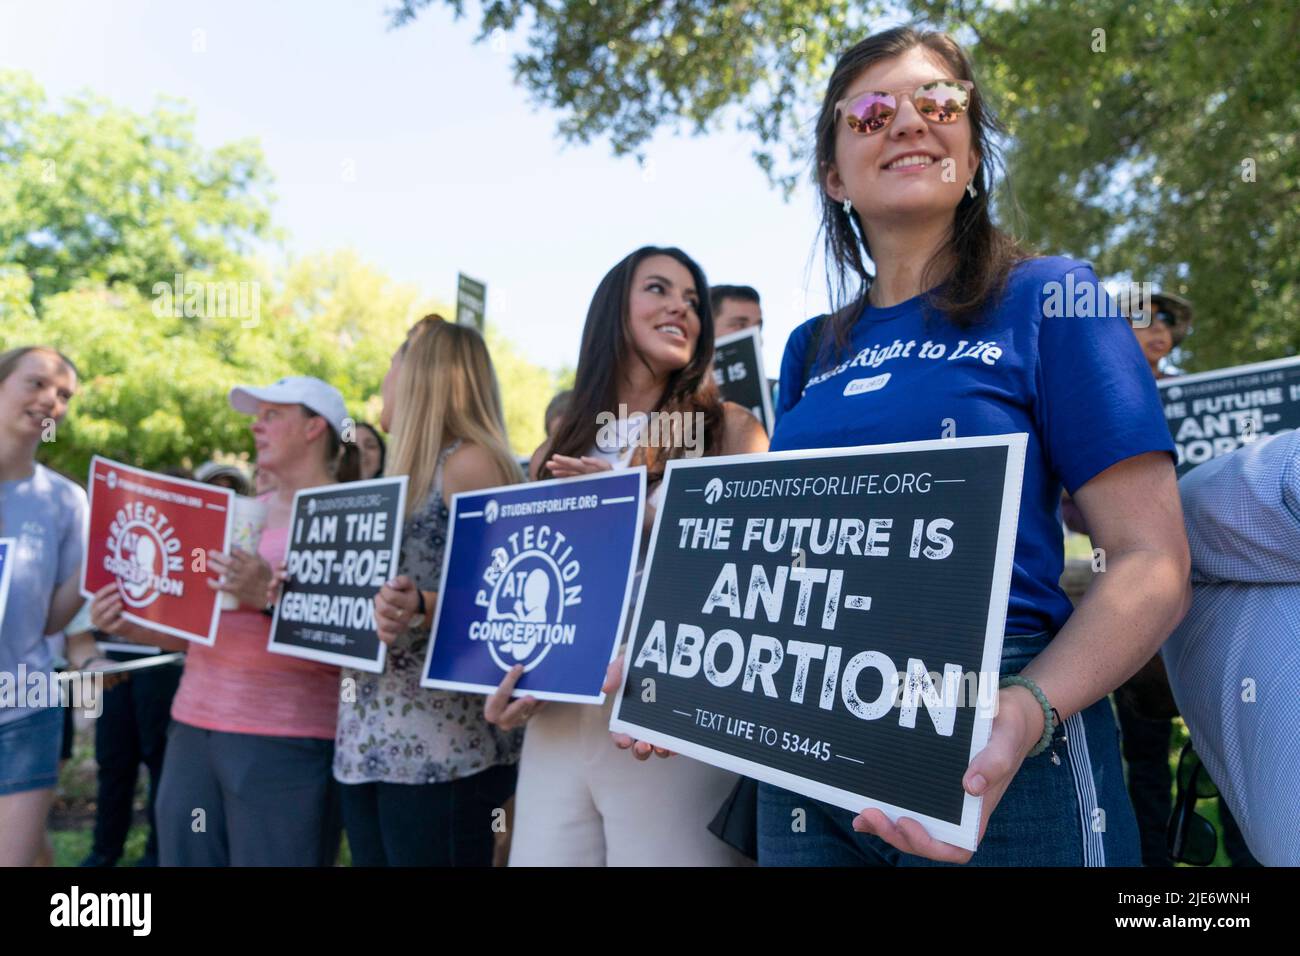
[835,79,975,135]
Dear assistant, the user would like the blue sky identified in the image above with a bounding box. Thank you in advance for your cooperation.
[0,0,882,374]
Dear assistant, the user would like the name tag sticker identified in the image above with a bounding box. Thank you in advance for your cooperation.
[844,372,891,396]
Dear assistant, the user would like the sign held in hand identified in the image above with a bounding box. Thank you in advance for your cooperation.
[609,434,1026,851]
[269,476,407,673]
[81,457,232,645]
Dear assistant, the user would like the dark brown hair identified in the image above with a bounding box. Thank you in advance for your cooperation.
[542,246,724,486]
[813,27,1028,366]
[299,405,361,484]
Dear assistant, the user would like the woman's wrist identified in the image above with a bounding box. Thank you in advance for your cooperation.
[1000,683,1048,756]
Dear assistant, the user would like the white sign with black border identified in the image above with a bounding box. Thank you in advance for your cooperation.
[609,433,1026,851]
[268,476,407,673]
[1158,355,1300,476]
[713,326,775,435]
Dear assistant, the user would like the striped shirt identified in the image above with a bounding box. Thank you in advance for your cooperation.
[1161,429,1300,866]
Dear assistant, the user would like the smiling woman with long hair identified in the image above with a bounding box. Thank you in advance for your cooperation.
[756,26,1190,866]
[0,346,87,867]
[484,246,768,866]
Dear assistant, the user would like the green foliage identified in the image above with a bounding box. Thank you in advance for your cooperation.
[0,75,566,478]
[956,0,1299,371]
[0,69,276,305]
[390,0,1298,370]
[389,0,882,179]
[488,328,568,459]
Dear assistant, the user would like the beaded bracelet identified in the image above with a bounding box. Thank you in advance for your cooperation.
[999,675,1056,758]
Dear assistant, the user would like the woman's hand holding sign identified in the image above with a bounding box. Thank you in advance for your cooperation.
[89,583,189,652]
[603,655,674,760]
[851,682,1045,863]
[208,548,273,610]
[89,583,131,637]
[484,664,547,730]
[374,575,424,645]
[546,454,613,478]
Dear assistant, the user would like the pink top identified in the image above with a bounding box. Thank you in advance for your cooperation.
[171,523,340,739]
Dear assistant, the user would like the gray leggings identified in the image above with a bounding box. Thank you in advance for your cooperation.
[156,721,340,866]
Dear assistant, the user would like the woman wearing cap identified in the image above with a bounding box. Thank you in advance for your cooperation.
[194,460,252,497]
[90,376,360,865]
[0,346,88,866]
[484,246,768,866]
[334,317,525,866]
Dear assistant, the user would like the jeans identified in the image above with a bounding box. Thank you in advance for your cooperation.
[756,631,1142,866]
[0,707,62,795]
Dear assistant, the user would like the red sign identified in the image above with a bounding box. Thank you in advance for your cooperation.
[81,456,233,645]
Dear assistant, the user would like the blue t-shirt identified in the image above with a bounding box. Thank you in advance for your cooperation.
[771,256,1175,637]
[0,463,88,725]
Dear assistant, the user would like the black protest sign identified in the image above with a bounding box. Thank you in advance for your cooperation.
[609,435,1026,850]
[712,327,774,434]
[269,476,407,673]
[1158,356,1300,476]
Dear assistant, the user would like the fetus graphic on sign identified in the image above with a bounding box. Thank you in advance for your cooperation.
[475,526,581,673]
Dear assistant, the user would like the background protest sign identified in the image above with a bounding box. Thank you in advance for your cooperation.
[422,469,645,704]
[81,457,232,645]
[1159,355,1300,476]
[268,476,407,673]
[713,327,774,434]
[610,434,1026,851]
[0,538,12,633]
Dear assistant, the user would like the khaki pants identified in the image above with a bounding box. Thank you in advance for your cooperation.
[508,696,751,867]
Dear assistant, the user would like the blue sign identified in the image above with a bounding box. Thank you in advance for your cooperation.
[421,469,646,703]
[0,538,12,632]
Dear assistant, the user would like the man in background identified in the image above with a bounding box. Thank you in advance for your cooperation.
[710,285,762,338]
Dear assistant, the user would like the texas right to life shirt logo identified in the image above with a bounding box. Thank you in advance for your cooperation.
[470,522,582,673]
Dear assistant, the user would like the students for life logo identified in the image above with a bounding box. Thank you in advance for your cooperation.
[472,523,582,673]
[704,478,724,504]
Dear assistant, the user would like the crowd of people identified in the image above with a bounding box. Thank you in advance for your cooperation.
[1,26,1292,868]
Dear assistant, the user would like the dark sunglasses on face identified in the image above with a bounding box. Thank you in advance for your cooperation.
[835,79,975,135]
[1166,742,1220,866]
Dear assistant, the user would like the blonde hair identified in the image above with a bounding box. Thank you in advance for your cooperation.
[385,316,521,516]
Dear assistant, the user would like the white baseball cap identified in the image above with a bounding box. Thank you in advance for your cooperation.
[228,376,349,436]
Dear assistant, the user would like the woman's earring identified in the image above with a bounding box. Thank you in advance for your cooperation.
[842,197,853,216]
[966,180,978,199]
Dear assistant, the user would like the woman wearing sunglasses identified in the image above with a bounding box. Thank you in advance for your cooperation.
[755,27,1192,866]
